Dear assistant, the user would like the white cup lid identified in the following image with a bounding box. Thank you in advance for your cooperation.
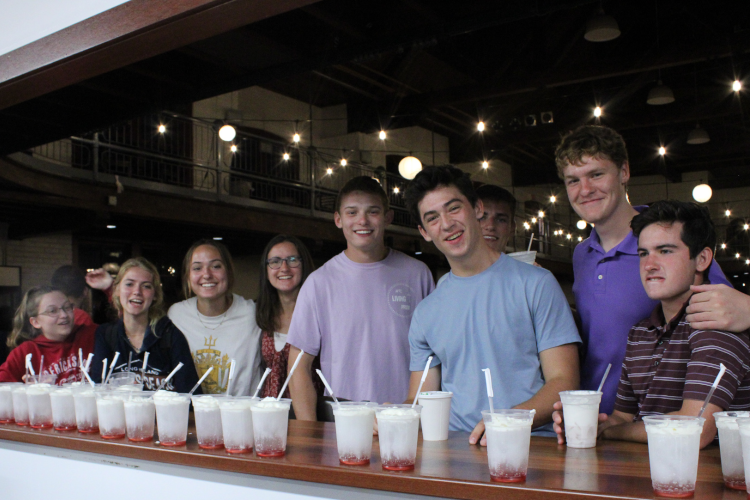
[418,391,453,399]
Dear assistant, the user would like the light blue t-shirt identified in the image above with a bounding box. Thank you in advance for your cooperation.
[409,254,581,433]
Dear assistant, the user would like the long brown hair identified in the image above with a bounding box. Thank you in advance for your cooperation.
[7,286,61,348]
[181,239,236,300]
[112,257,165,327]
[255,235,315,334]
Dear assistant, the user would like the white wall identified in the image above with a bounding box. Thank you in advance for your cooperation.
[6,233,73,293]
[0,0,130,56]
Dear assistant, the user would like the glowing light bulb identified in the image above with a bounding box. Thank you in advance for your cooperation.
[477,121,485,132]
[218,124,236,142]
[737,253,741,259]
[744,224,749,231]
[658,146,666,156]
[340,159,347,166]
[531,217,537,223]
[578,236,583,242]
[721,243,727,249]
[594,106,602,118]
[158,124,166,133]
[566,233,572,239]
[393,187,400,194]
[523,222,530,230]
[293,133,301,143]
[326,168,333,175]
[283,152,290,161]
[538,210,544,218]
[549,195,556,203]
[734,80,742,92]
[746,259,750,265]
[230,144,237,153]
[577,220,587,230]
[379,130,386,140]
[481,161,489,169]
[726,209,732,217]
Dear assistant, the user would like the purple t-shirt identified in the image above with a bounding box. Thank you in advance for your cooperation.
[287,249,435,404]
[573,211,731,414]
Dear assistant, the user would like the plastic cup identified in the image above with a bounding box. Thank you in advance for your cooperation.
[72,386,100,433]
[192,395,227,450]
[559,390,602,448]
[482,409,535,483]
[714,412,750,490]
[12,385,29,426]
[31,374,57,385]
[332,402,377,465]
[417,391,452,441]
[643,415,705,498]
[250,398,292,457]
[219,397,256,454]
[107,372,138,387]
[508,250,537,265]
[124,391,156,442]
[153,391,190,446]
[96,392,127,438]
[376,404,422,471]
[0,383,22,424]
[49,387,77,431]
[738,418,750,498]
[26,383,54,429]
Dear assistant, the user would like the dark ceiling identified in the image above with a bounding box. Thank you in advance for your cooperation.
[2,0,750,187]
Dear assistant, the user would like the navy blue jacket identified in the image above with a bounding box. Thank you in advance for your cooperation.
[90,317,201,394]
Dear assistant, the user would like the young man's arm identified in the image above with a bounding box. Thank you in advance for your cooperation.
[287,346,317,420]
[686,284,750,332]
[403,366,441,405]
[471,343,580,446]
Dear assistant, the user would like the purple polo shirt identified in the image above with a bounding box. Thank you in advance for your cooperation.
[573,207,731,414]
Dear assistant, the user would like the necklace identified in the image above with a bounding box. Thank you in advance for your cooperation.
[197,306,228,330]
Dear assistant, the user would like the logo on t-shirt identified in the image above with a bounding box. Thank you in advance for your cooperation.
[388,283,415,318]
[193,335,232,394]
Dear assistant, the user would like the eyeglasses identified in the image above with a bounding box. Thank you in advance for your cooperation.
[266,256,302,269]
[37,303,74,318]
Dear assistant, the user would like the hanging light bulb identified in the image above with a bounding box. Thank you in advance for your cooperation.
[218,124,236,142]
[393,187,400,194]
[523,222,531,230]
[737,253,741,259]
[584,12,621,42]
[744,223,749,231]
[692,184,712,203]
[726,209,732,217]
[647,81,675,105]
[578,236,583,242]
[658,146,666,156]
[230,144,237,153]
[687,124,710,144]
[293,132,301,143]
[340,159,347,167]
[158,124,166,134]
[549,195,556,203]
[532,217,537,223]
[577,220,587,230]
[326,167,333,175]
[594,106,602,118]
[481,161,489,169]
[477,121,485,132]
[398,156,423,180]
[721,243,727,249]
[566,233,572,239]
[379,130,386,140]
[538,210,544,218]
[283,152,290,161]
[733,80,742,92]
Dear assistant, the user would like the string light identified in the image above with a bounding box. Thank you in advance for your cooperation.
[578,236,583,242]
[549,195,556,203]
[158,124,166,133]
[594,106,602,118]
[340,159,347,166]
[658,146,666,156]
[566,233,572,239]
[481,161,489,169]
[577,220,587,230]
[379,130,386,140]
[477,121,485,132]
[326,167,333,175]
[744,224,749,231]
[218,124,236,142]
[283,152,290,161]
[721,243,726,249]
[393,187,400,194]
[733,80,742,92]
[746,259,750,265]
[106,225,116,229]
[531,217,537,223]
[726,209,732,217]
[230,145,237,153]
[293,132,301,143]
[523,222,531,230]
[538,211,544,218]
[737,253,742,259]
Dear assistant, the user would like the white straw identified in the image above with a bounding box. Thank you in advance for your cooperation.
[102,358,107,383]
[84,353,93,372]
[78,349,83,369]
[277,349,304,401]
[80,366,96,388]
[157,362,184,391]
[315,369,339,405]
[412,356,434,408]
[596,363,612,393]
[141,352,150,382]
[252,368,272,399]
[39,355,44,375]
[103,352,120,385]
[697,363,727,419]
[189,366,213,396]
[225,359,236,396]
[128,352,132,371]
[527,234,534,252]
[482,368,495,414]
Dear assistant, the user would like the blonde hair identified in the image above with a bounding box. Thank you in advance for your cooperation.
[7,286,60,348]
[112,257,165,326]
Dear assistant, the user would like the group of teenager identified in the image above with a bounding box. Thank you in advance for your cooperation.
[1,124,749,450]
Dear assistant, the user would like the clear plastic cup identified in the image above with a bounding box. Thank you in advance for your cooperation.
[123,391,156,442]
[12,385,29,426]
[30,374,57,385]
[332,402,377,465]
[49,387,77,431]
[192,395,227,450]
[26,383,54,429]
[738,418,750,498]
[72,386,100,433]
[482,409,535,483]
[643,415,705,498]
[95,392,126,439]
[508,250,537,265]
[417,391,452,441]
[376,404,422,471]
[559,390,603,448]
[153,391,190,446]
[714,412,750,490]
[0,383,22,424]
[107,372,138,387]
[219,397,256,454]
[250,398,292,457]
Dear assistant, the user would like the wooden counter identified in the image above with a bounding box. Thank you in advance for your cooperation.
[0,420,742,500]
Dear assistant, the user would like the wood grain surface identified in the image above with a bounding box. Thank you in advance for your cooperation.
[0,420,740,500]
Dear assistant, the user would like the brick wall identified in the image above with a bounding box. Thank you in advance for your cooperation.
[6,232,73,293]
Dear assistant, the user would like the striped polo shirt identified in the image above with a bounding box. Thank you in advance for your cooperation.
[614,303,750,419]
